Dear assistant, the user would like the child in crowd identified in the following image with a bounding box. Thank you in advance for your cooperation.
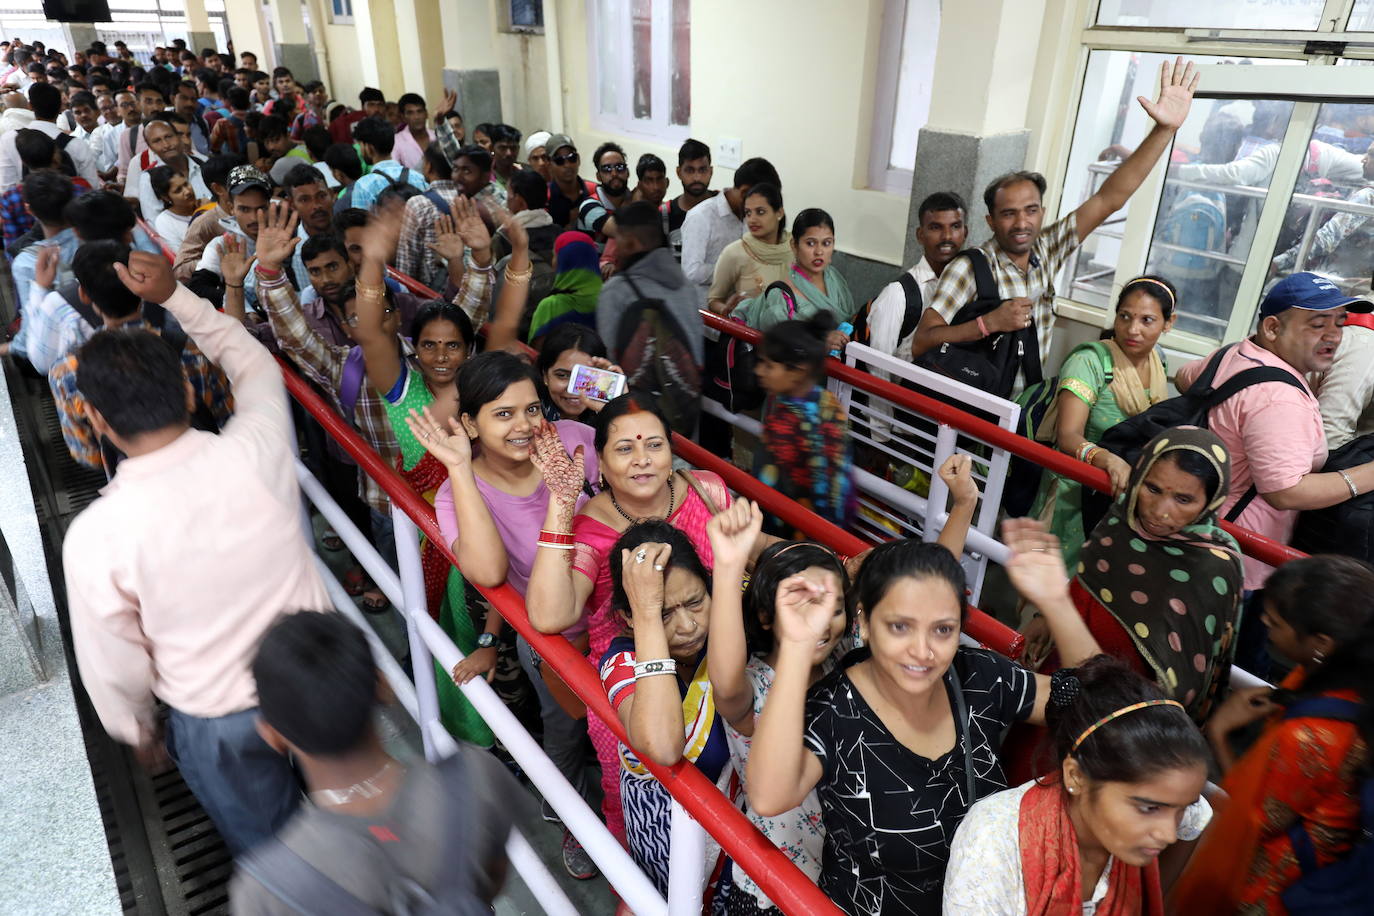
[148,164,202,252]
[944,655,1212,914]
[754,315,856,529]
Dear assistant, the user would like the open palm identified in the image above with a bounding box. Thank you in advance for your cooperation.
[404,405,471,470]
[1139,56,1198,132]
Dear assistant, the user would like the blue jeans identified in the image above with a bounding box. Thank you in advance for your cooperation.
[165,707,301,856]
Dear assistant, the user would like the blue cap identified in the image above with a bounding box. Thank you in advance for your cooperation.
[1259,272,1374,319]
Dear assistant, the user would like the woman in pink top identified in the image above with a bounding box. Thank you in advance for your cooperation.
[407,349,603,878]
[527,393,781,842]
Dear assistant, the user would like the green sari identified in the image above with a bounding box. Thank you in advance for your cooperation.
[733,264,856,330]
[1029,340,1166,570]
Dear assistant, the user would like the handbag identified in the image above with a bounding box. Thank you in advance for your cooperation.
[916,249,1042,399]
[708,281,797,413]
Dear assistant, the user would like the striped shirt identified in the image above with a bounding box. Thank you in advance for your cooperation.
[926,212,1080,380]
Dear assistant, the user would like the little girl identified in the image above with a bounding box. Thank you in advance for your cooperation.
[149,165,203,252]
[753,315,855,529]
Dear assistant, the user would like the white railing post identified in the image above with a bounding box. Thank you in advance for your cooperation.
[924,424,958,543]
[391,506,441,764]
[667,799,708,916]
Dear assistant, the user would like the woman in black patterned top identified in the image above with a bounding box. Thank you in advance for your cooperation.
[747,522,1104,915]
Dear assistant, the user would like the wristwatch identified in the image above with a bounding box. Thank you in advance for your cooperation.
[476,632,497,650]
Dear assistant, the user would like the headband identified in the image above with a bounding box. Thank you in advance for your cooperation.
[1128,277,1176,309]
[1071,699,1185,754]
[771,541,839,561]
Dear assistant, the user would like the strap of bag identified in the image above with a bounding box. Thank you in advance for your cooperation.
[1224,485,1260,523]
[1203,365,1306,410]
[339,346,367,418]
[947,668,977,805]
[763,281,797,319]
[237,837,384,915]
[423,188,452,216]
[962,249,999,304]
[677,469,720,516]
[895,271,923,341]
[59,278,101,330]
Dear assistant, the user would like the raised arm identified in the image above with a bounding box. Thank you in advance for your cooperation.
[218,232,253,324]
[705,499,766,735]
[526,425,595,634]
[934,454,980,559]
[352,204,406,396]
[615,542,691,766]
[1001,518,1103,726]
[1074,58,1197,242]
[483,212,531,354]
[745,573,830,818]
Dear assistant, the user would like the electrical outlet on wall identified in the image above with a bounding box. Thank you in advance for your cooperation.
[716,138,742,169]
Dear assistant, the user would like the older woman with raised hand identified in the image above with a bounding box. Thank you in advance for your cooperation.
[1022,427,1243,724]
[746,521,1104,916]
[1031,275,1176,568]
[526,393,780,841]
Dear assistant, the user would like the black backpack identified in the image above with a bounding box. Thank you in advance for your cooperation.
[1292,432,1374,563]
[378,166,424,203]
[851,271,922,353]
[1082,342,1306,533]
[235,754,488,916]
[915,249,1041,399]
[1279,696,1374,916]
[615,275,702,435]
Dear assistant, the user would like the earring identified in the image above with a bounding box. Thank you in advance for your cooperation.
[599,474,607,491]
[1067,786,1076,795]
[1313,648,1326,665]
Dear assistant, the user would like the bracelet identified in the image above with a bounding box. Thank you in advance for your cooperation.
[1339,469,1359,499]
[354,280,386,300]
[504,264,533,285]
[539,530,575,545]
[256,266,282,279]
[537,540,574,551]
[976,315,990,338]
[633,658,677,680]
[224,282,243,289]
[1075,441,1097,463]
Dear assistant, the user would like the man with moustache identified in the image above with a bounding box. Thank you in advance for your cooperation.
[577,141,631,240]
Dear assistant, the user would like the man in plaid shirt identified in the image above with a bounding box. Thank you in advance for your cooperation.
[395,146,464,292]
[915,58,1201,391]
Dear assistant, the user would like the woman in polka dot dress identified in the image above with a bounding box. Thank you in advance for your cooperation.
[1025,426,1243,723]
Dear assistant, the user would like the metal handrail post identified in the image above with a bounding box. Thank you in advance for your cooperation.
[392,506,441,764]
[668,799,708,916]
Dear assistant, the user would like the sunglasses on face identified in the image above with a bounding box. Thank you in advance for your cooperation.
[599,163,629,173]
[551,152,579,166]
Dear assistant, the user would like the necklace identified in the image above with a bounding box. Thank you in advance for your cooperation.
[610,474,675,524]
[308,760,398,807]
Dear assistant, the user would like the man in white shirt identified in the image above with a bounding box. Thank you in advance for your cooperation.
[680,156,780,303]
[124,116,209,221]
[0,82,99,189]
[866,192,969,364]
[1314,313,1374,451]
[0,90,33,138]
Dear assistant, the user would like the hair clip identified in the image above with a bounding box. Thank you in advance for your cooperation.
[1049,669,1082,709]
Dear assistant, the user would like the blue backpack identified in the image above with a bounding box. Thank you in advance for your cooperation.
[1156,190,1226,280]
[1280,696,1374,916]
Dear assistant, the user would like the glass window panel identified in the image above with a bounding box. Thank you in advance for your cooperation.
[1264,102,1374,298]
[1140,98,1297,339]
[510,0,544,28]
[1349,1,1374,30]
[887,0,939,171]
[631,0,652,120]
[670,0,689,126]
[594,0,622,116]
[1096,0,1326,30]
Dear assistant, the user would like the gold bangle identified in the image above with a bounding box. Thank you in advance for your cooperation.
[504,265,533,285]
[354,280,385,300]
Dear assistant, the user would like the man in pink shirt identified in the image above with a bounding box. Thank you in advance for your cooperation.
[1177,272,1374,669]
[63,250,330,855]
[391,92,434,170]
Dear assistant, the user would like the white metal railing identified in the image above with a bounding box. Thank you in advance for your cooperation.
[293,460,671,916]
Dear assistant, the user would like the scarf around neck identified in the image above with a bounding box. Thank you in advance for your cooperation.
[1019,778,1163,916]
[1075,426,1243,719]
[788,263,854,323]
[740,229,792,266]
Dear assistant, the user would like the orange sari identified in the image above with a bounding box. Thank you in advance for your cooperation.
[1169,670,1366,914]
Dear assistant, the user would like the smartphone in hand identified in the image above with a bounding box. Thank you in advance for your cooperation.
[569,363,628,403]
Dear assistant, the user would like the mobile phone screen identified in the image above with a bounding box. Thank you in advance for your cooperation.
[569,364,627,402]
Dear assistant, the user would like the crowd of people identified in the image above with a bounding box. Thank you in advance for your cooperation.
[3,35,1372,916]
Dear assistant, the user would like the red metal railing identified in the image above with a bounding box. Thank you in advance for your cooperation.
[701,311,1307,570]
[279,363,844,916]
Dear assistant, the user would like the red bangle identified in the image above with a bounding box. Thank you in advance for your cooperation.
[538,529,575,545]
[976,315,990,338]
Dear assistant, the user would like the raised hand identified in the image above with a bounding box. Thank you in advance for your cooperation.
[361,202,403,266]
[1139,56,1198,132]
[34,245,59,289]
[451,195,492,254]
[529,421,586,507]
[773,573,838,645]
[404,405,472,471]
[706,498,764,572]
[622,542,671,617]
[1002,518,1070,611]
[254,199,300,272]
[434,87,458,121]
[499,211,528,254]
[938,453,979,507]
[426,212,466,264]
[220,233,253,286]
[114,249,178,304]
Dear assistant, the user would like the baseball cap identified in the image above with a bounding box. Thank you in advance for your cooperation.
[227,164,271,196]
[545,133,576,156]
[1260,272,1374,319]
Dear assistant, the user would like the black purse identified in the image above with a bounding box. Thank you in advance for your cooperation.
[706,281,797,413]
[916,249,1041,400]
